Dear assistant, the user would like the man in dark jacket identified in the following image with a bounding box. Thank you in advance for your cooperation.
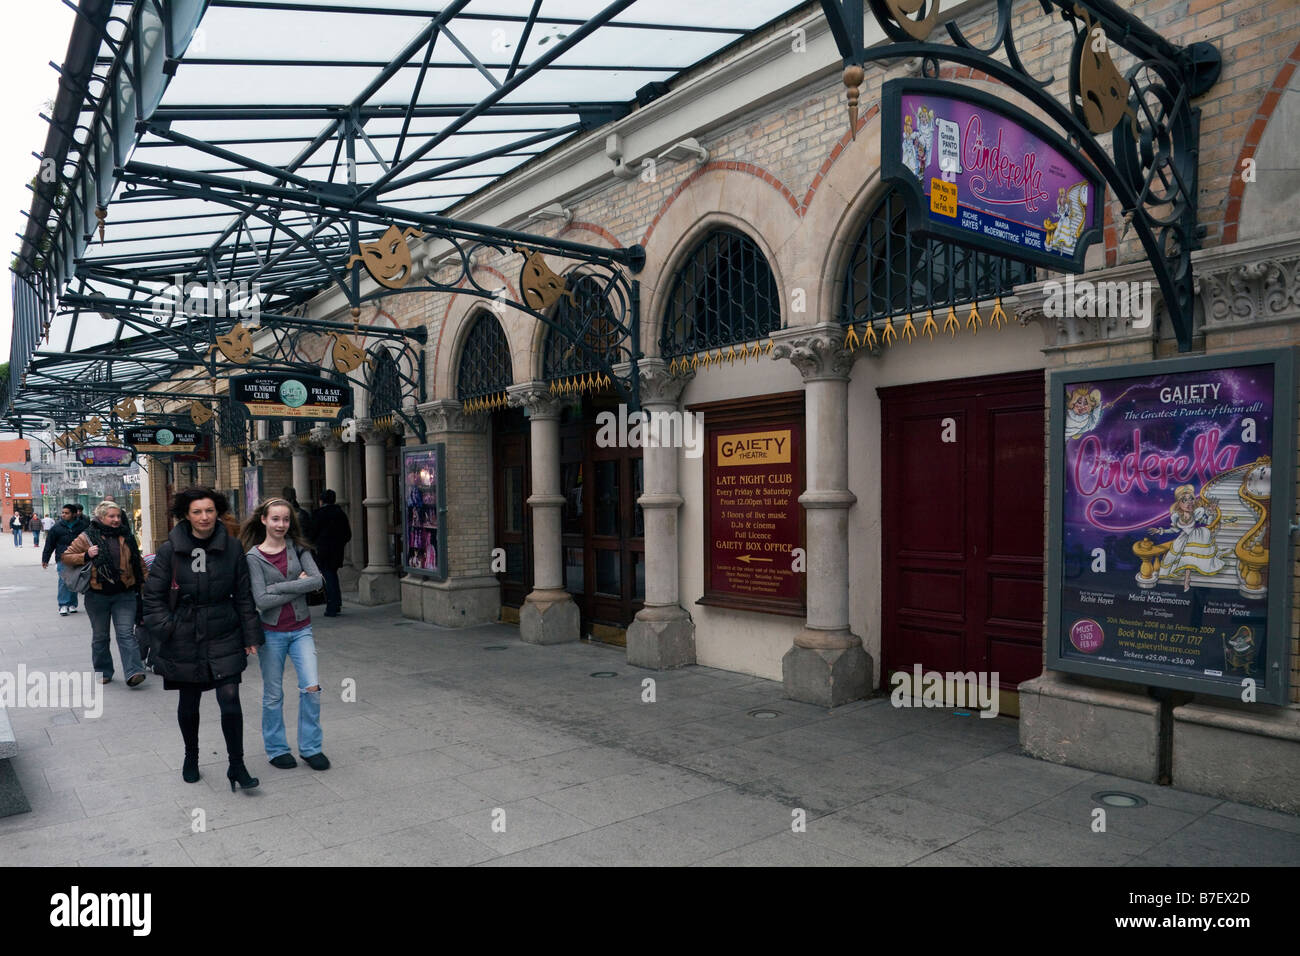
[283,486,315,543]
[42,504,91,615]
[310,489,351,617]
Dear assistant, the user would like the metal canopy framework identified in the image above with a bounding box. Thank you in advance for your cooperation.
[7,0,802,440]
[821,0,1221,353]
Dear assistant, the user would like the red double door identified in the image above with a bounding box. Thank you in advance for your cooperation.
[879,371,1045,691]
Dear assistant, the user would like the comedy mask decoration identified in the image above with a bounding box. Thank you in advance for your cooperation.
[208,322,255,365]
[113,397,138,421]
[346,224,425,289]
[516,246,576,312]
[190,401,214,427]
[328,331,373,375]
[84,416,102,437]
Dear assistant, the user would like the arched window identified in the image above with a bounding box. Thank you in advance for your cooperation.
[660,228,780,358]
[842,188,1032,326]
[543,274,620,382]
[367,346,401,419]
[456,311,512,401]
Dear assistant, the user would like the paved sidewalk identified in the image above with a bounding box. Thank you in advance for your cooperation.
[0,538,1297,866]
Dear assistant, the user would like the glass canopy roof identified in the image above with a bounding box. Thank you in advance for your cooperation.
[7,0,804,430]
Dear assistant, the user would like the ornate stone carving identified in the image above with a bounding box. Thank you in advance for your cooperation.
[508,382,562,421]
[416,399,486,434]
[770,325,856,381]
[1198,254,1300,330]
[1014,261,1165,350]
[637,358,694,407]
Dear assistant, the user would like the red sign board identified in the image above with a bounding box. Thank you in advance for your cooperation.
[697,394,805,616]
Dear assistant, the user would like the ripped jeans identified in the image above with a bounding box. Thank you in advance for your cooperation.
[257,625,323,758]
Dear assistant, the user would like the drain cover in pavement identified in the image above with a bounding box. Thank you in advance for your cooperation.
[748,709,781,719]
[483,645,509,651]
[590,671,618,678]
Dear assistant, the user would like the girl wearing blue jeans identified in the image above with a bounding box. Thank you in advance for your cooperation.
[241,498,330,771]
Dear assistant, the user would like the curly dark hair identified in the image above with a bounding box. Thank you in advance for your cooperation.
[171,486,230,521]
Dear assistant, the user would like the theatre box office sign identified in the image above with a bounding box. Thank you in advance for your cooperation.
[881,78,1104,274]
[1047,350,1296,705]
[692,392,806,616]
[231,373,351,420]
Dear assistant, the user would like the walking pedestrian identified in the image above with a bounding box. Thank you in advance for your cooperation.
[29,512,43,548]
[282,486,315,543]
[310,489,351,617]
[140,487,263,791]
[241,498,329,771]
[61,501,148,687]
[10,511,23,547]
[41,513,53,533]
[42,504,90,615]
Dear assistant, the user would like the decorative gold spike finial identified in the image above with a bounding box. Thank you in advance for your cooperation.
[943,306,960,337]
[863,321,878,350]
[95,206,107,243]
[921,309,938,340]
[844,324,860,351]
[966,301,982,334]
[881,314,897,346]
[901,314,917,343]
[990,297,1008,329]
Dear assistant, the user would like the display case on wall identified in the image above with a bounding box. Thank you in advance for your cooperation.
[402,444,447,581]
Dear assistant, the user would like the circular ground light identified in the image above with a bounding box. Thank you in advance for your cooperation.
[748,709,782,719]
[590,671,618,678]
[1093,790,1148,808]
[483,645,509,651]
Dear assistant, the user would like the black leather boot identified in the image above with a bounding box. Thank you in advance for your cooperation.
[182,752,200,783]
[226,759,259,792]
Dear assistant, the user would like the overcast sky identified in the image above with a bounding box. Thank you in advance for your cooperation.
[1,2,76,366]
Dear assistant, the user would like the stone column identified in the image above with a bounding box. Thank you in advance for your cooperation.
[626,359,697,668]
[291,442,310,499]
[772,325,870,707]
[356,419,399,604]
[407,399,501,626]
[511,383,579,644]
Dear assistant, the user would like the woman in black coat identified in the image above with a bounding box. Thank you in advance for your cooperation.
[142,487,264,791]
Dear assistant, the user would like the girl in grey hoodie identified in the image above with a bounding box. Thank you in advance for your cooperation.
[241,498,329,771]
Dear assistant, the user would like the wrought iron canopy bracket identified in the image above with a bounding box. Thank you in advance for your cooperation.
[822,0,1221,352]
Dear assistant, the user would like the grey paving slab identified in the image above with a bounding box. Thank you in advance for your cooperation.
[1131,814,1300,867]
[292,779,493,847]
[536,764,728,827]
[637,789,800,855]
[79,838,197,867]
[746,750,930,816]
[481,815,718,867]
[281,820,498,867]
[1210,801,1300,835]
[695,831,863,867]
[675,743,809,788]
[951,810,1150,866]
[445,797,594,856]
[179,814,325,866]
[803,792,990,865]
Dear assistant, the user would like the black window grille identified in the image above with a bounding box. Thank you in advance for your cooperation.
[543,274,620,381]
[660,228,781,358]
[367,347,402,419]
[218,399,250,448]
[842,188,1033,326]
[456,311,512,401]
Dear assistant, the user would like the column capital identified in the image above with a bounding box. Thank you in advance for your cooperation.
[354,418,391,446]
[636,358,694,407]
[252,438,286,461]
[416,399,486,435]
[289,438,312,457]
[771,324,857,383]
[508,382,562,421]
[310,424,342,450]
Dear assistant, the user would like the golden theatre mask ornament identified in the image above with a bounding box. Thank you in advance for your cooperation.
[190,401,214,427]
[208,322,255,365]
[347,224,425,289]
[516,246,575,312]
[113,397,138,421]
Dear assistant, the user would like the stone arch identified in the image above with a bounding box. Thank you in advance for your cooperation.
[436,298,516,401]
[644,206,789,359]
[1226,41,1300,244]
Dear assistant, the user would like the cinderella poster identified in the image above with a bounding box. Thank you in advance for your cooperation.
[1057,364,1274,689]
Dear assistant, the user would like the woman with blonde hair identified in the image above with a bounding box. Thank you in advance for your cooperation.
[62,499,147,686]
[1149,483,1225,591]
[241,498,330,771]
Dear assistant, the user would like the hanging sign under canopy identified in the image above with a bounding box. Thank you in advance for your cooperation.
[75,445,135,467]
[230,373,351,421]
[125,425,201,456]
[881,78,1104,274]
